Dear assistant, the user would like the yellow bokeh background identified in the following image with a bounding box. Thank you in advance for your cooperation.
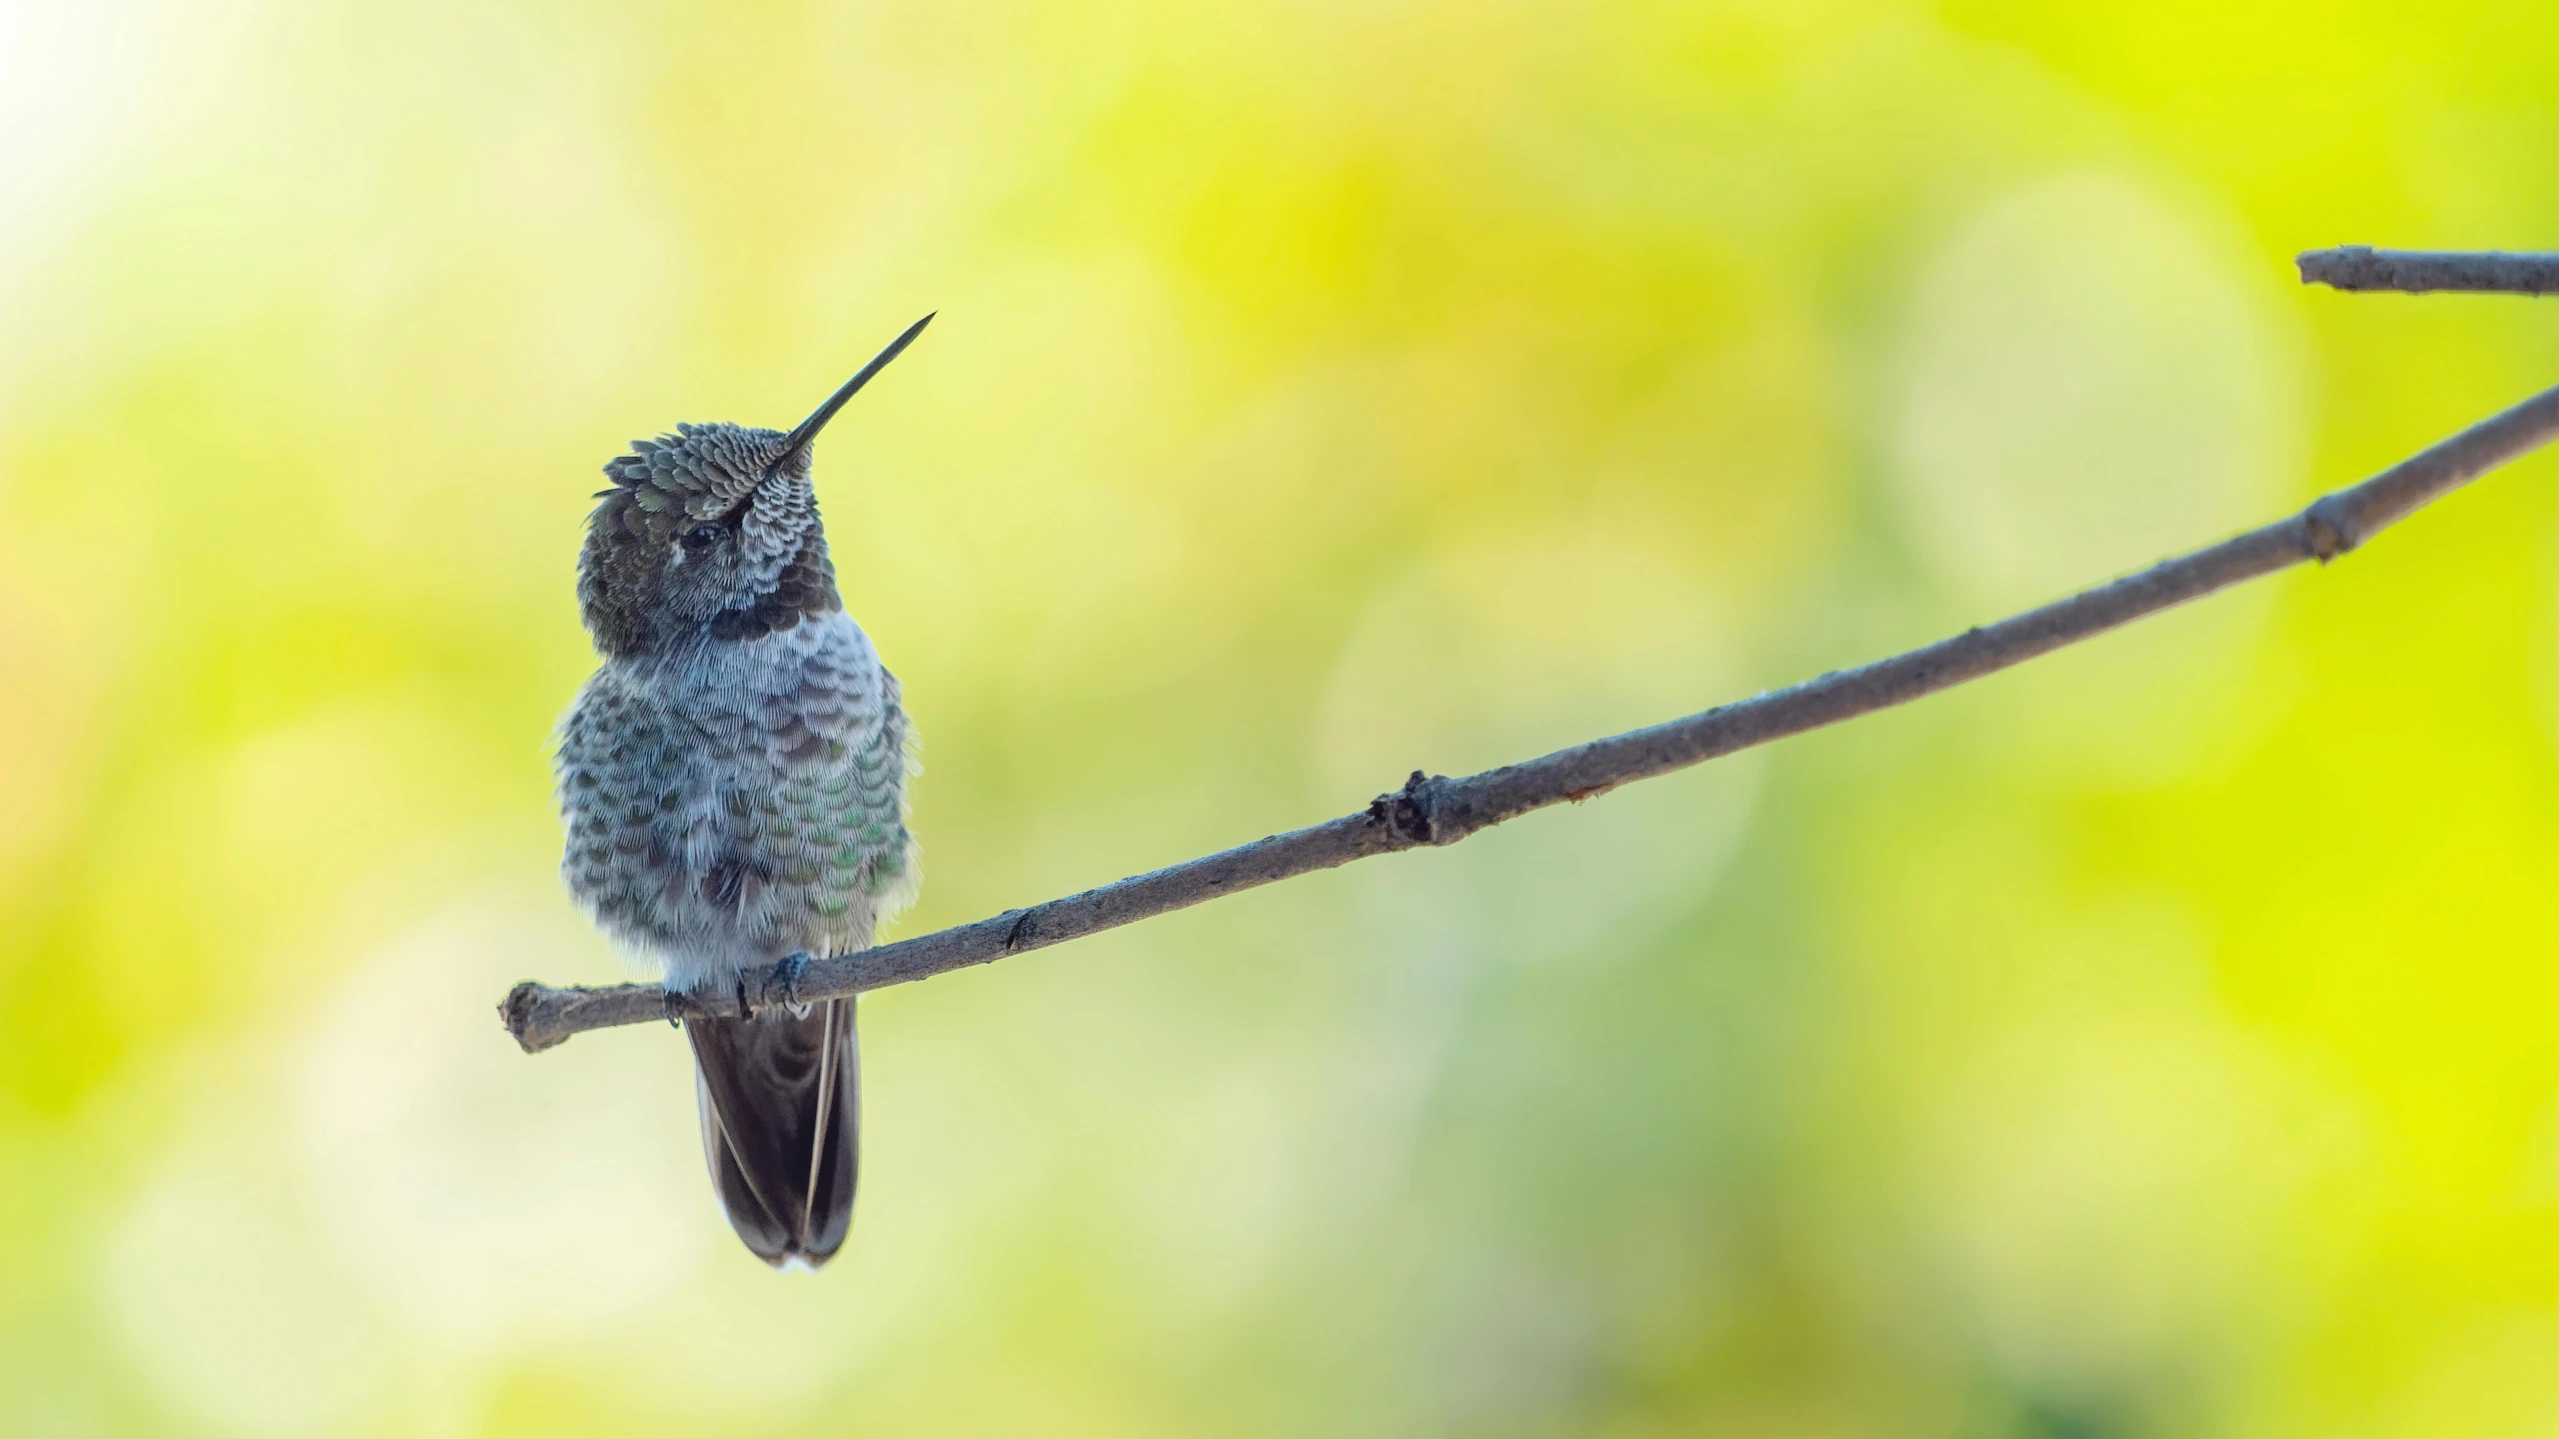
[6,1,2559,1435]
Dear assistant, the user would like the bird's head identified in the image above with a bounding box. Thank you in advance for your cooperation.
[577,314,931,658]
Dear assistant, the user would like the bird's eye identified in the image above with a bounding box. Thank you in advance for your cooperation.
[681,524,722,551]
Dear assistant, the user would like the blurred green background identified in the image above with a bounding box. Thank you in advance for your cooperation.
[5,0,2559,1435]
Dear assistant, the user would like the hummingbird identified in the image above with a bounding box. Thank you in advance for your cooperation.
[554,316,931,1267]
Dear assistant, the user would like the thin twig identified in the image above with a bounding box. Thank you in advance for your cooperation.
[2299,246,2559,294]
[501,375,2559,1052]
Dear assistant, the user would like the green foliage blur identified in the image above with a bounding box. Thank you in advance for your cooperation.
[6,0,2559,1435]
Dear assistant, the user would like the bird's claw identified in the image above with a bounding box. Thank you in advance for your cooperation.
[771,952,813,1020]
[659,964,808,1026]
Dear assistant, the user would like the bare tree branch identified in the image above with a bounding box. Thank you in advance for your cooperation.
[501,298,2559,1055]
[2299,246,2559,294]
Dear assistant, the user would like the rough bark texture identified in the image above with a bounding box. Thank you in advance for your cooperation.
[2299,246,2559,294]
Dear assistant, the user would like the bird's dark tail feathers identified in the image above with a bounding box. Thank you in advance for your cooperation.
[687,996,859,1267]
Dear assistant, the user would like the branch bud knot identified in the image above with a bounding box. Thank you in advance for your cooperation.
[1374,770,1468,846]
[2304,496,2360,563]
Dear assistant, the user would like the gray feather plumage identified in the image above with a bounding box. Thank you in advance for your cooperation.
[555,415,918,1268]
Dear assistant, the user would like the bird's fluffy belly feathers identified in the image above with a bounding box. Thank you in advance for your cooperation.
[555,611,917,991]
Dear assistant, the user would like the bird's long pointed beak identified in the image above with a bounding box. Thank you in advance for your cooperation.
[774,312,935,471]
